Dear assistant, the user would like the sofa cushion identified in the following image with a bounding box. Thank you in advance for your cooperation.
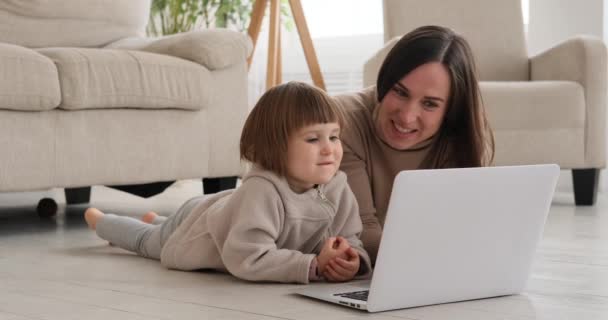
[37,48,213,111]
[106,29,254,71]
[481,81,585,130]
[0,0,150,48]
[383,0,528,81]
[481,81,586,166]
[0,43,60,111]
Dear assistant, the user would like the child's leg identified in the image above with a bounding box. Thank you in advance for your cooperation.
[84,196,204,259]
[157,195,205,245]
[86,208,164,259]
[86,195,209,260]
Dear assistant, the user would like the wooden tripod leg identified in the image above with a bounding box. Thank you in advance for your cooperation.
[288,0,326,90]
[266,0,281,89]
[247,0,268,68]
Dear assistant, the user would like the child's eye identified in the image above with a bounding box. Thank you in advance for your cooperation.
[330,136,340,141]
[306,138,319,143]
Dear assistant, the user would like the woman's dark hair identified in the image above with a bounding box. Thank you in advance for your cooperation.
[377,25,494,168]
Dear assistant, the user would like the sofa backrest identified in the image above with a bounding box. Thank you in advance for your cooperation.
[383,0,529,81]
[0,0,150,48]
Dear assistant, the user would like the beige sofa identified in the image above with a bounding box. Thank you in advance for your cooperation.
[0,0,252,212]
[364,0,607,205]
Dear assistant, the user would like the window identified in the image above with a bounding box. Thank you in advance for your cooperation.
[250,0,530,102]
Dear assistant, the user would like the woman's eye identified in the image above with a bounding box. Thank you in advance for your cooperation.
[422,100,438,109]
[393,87,407,97]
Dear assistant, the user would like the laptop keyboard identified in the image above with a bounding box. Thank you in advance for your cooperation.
[334,290,369,301]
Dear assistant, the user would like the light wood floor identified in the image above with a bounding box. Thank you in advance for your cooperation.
[0,179,606,319]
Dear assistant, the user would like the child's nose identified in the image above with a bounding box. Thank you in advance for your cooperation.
[320,142,332,154]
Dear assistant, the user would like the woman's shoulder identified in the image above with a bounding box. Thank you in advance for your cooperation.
[335,87,377,152]
[333,86,377,114]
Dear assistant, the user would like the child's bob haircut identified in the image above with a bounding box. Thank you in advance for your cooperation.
[240,81,346,177]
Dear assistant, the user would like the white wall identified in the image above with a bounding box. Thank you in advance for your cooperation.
[527,0,604,55]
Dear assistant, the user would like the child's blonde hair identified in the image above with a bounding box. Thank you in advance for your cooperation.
[240,81,346,176]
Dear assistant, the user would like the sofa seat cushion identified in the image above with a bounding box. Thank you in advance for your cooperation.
[0,43,61,111]
[37,48,212,110]
[481,81,585,130]
[481,81,586,166]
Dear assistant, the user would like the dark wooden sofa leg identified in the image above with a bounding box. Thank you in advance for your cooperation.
[572,169,600,206]
[65,187,91,204]
[108,181,174,198]
[37,198,59,218]
[203,176,238,194]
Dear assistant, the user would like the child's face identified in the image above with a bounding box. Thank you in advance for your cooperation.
[285,122,343,193]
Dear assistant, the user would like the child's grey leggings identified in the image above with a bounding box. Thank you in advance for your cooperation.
[95,195,204,259]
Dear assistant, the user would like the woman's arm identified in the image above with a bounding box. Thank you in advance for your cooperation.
[340,144,382,264]
[335,86,383,263]
[333,180,373,278]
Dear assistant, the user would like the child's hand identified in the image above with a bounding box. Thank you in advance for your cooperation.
[323,247,360,282]
[317,237,350,273]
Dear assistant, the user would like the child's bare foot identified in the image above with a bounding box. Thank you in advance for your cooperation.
[141,211,159,224]
[84,207,105,230]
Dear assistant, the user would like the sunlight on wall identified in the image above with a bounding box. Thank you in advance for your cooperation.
[522,0,529,25]
[301,0,383,38]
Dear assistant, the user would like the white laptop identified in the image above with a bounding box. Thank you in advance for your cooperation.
[295,164,560,312]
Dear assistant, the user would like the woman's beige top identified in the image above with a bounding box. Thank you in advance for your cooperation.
[335,86,432,263]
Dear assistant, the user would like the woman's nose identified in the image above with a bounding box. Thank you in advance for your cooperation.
[399,103,420,124]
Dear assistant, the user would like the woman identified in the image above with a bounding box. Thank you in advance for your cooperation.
[336,25,495,262]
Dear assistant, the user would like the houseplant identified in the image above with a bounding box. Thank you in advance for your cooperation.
[148,0,292,36]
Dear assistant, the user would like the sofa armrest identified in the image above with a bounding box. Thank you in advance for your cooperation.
[106,29,253,71]
[531,36,607,168]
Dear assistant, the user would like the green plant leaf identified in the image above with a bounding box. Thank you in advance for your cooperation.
[147,0,293,36]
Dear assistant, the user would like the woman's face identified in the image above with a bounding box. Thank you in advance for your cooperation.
[375,62,450,150]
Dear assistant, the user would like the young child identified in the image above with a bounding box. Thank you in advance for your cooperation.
[85,81,372,283]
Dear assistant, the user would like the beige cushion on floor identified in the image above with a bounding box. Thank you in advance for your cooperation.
[0,43,60,111]
[38,48,212,111]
